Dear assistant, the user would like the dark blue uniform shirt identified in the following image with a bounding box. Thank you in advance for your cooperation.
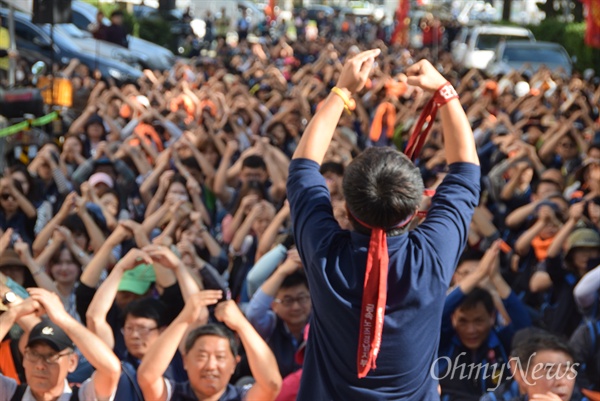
[287,159,480,400]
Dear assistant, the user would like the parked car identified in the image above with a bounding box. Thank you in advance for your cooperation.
[43,23,145,68]
[0,9,142,83]
[451,25,535,69]
[71,1,175,71]
[485,40,573,77]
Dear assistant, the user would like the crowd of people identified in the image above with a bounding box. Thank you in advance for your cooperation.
[1,11,600,401]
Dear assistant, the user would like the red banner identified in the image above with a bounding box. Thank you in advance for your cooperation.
[391,0,410,46]
[584,0,600,48]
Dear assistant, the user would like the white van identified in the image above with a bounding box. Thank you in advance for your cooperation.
[451,25,535,69]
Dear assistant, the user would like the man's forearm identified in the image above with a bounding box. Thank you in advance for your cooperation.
[292,92,345,164]
[439,99,479,166]
[236,319,281,398]
[59,315,121,393]
[138,316,189,395]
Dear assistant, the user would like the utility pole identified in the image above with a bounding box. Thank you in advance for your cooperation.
[8,4,15,87]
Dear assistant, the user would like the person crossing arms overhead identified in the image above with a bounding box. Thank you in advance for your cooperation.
[287,50,480,400]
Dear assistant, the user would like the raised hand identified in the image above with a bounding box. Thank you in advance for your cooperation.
[225,140,239,157]
[214,300,246,332]
[58,192,78,219]
[0,228,13,255]
[335,49,381,94]
[568,201,586,222]
[143,244,181,270]
[240,194,260,214]
[54,226,74,244]
[27,287,71,326]
[114,248,152,272]
[158,170,175,192]
[537,205,556,222]
[7,297,44,319]
[177,240,197,259]
[179,290,223,323]
[186,176,201,197]
[481,240,501,279]
[405,59,448,93]
[13,239,32,263]
[107,224,133,246]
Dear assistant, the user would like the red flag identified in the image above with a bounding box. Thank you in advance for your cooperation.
[267,0,277,23]
[584,0,600,48]
[391,0,410,46]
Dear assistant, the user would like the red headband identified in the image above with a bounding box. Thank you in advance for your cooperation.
[348,209,415,378]
[350,83,457,378]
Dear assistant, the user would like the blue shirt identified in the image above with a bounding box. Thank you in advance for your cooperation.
[287,159,480,400]
[165,380,251,401]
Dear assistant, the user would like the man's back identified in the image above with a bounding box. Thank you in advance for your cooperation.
[288,160,480,400]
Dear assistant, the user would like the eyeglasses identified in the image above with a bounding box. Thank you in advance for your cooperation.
[274,294,311,308]
[24,349,73,365]
[0,193,14,201]
[121,326,158,336]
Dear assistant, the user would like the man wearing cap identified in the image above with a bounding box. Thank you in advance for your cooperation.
[0,288,121,401]
[287,52,480,399]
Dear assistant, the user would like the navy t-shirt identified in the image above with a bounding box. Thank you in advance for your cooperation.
[287,159,480,400]
[165,380,251,401]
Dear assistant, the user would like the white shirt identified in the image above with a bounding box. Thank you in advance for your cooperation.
[0,375,114,401]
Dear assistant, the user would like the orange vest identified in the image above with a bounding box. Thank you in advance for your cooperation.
[0,339,20,384]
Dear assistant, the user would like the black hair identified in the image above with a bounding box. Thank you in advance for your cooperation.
[510,330,574,364]
[280,271,308,290]
[458,288,495,315]
[48,244,80,270]
[320,162,345,177]
[267,121,291,139]
[181,157,201,172]
[242,155,267,171]
[7,163,40,203]
[121,298,168,328]
[343,147,424,235]
[458,247,485,266]
[184,323,238,357]
[168,174,190,197]
[46,244,82,284]
[63,214,89,242]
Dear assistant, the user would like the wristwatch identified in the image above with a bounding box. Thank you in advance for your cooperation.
[2,291,17,306]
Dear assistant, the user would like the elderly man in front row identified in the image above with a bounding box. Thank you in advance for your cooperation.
[0,288,121,401]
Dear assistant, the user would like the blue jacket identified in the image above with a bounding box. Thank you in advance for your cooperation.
[439,288,532,401]
[287,160,480,400]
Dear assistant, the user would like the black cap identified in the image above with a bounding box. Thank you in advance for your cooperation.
[27,319,74,352]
